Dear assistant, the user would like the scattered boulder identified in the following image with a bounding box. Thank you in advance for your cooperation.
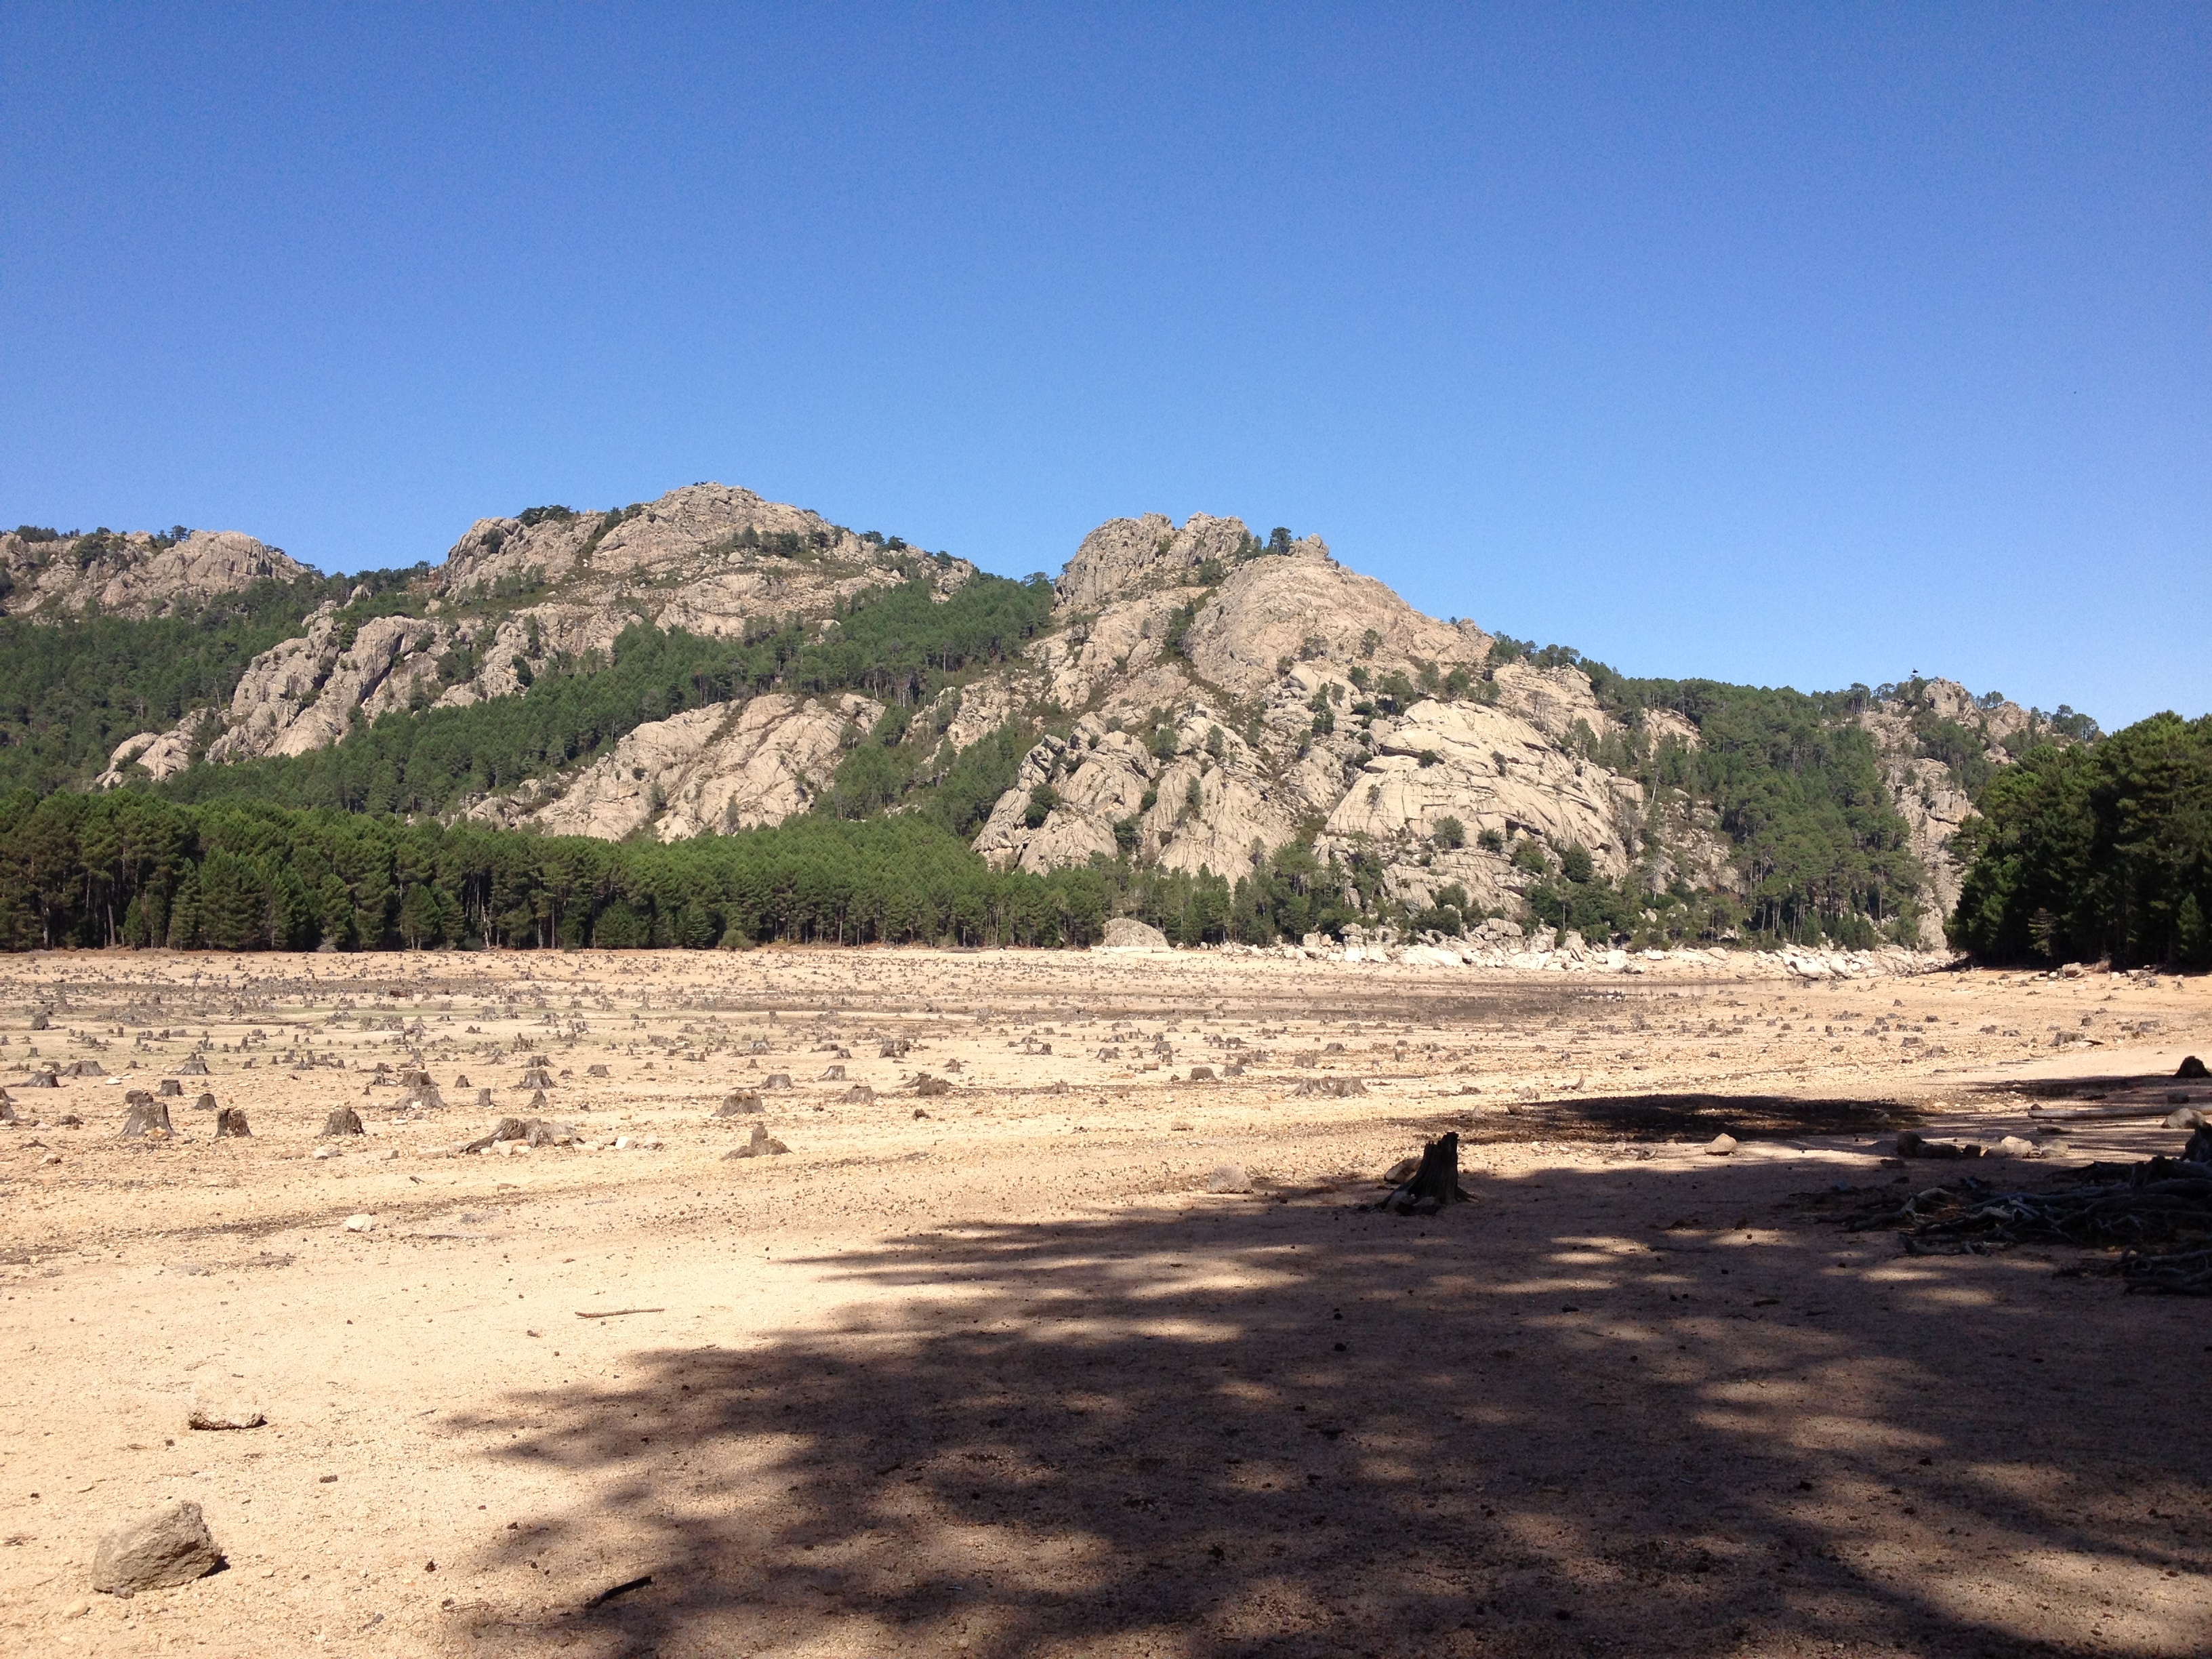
[717,1090,763,1116]
[321,1107,365,1137]
[1100,917,1170,951]
[1204,1163,1250,1193]
[215,1107,251,1138]
[343,1213,377,1233]
[90,1499,223,1594]
[1996,1134,2043,1158]
[1705,1134,1738,1156]
[725,1123,790,1159]
[2167,1105,2207,1130]
[1897,1130,1982,1160]
[188,1381,264,1431]
[2177,1055,2209,1080]
[120,1098,173,1137]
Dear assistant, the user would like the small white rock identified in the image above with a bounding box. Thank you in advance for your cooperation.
[342,1213,377,1233]
[1705,1134,1739,1156]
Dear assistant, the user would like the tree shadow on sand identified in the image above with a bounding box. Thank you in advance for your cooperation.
[444,1161,2210,1658]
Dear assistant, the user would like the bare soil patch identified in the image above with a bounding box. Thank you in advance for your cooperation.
[0,949,2207,1657]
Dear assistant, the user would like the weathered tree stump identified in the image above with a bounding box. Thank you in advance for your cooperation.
[818,1064,845,1082]
[464,1116,529,1153]
[321,1107,365,1137]
[28,1010,49,1031]
[121,1097,173,1137]
[2180,1055,2211,1080]
[216,1106,251,1137]
[718,1090,762,1116]
[194,1092,218,1112]
[157,1078,182,1097]
[1383,1132,1465,1215]
[725,1122,790,1159]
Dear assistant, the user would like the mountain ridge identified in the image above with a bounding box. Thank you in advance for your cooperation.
[5,484,2087,950]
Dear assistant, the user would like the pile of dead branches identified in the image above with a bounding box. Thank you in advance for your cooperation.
[1841,1157,2212,1292]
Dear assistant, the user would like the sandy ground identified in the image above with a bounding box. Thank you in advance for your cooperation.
[0,946,2207,1658]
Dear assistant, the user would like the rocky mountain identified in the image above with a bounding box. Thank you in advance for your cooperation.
[32,483,2073,949]
[1,526,305,619]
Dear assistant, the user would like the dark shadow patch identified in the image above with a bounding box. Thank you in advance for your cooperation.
[1450,1093,1917,1145]
[438,1162,2205,1659]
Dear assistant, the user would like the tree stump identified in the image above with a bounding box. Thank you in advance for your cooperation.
[121,1098,174,1137]
[194,1092,218,1111]
[216,1107,251,1137]
[1383,1132,1465,1215]
[321,1107,365,1137]
[157,1078,182,1097]
[718,1090,762,1116]
[464,1117,530,1153]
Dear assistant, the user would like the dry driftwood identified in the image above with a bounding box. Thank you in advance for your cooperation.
[1843,1145,2212,1290]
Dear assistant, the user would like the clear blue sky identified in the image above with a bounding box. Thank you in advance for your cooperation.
[3,5,2204,726]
